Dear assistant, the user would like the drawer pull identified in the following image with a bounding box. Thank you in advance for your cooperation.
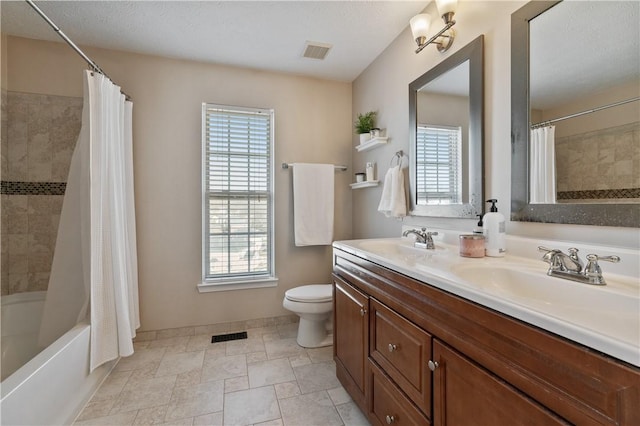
[388,343,398,352]
[428,360,439,371]
[360,308,367,317]
[385,415,396,424]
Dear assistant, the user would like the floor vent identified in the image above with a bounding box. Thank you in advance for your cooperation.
[211,331,248,343]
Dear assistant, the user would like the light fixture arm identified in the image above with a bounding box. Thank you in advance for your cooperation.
[415,19,456,54]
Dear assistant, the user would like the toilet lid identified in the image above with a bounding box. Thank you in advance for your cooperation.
[285,284,332,303]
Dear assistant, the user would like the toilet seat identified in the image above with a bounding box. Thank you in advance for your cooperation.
[285,284,332,303]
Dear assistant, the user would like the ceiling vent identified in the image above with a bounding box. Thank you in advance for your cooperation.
[303,41,332,60]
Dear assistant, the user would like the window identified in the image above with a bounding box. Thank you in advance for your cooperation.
[415,124,462,205]
[200,104,276,291]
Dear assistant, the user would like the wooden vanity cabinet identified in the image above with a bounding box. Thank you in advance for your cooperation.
[332,248,640,426]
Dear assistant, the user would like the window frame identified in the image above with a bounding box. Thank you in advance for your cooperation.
[198,103,277,293]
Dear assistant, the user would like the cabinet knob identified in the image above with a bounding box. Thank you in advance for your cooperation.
[428,360,439,371]
[385,415,396,424]
[360,308,367,317]
[388,343,397,352]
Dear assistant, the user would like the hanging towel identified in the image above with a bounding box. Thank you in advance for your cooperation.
[530,126,556,204]
[293,163,334,246]
[378,165,407,218]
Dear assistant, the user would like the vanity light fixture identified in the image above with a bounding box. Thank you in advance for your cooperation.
[410,0,457,53]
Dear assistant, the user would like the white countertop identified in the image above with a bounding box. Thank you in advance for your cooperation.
[333,233,640,367]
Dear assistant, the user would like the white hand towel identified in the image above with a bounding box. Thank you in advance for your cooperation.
[293,163,335,246]
[377,165,407,218]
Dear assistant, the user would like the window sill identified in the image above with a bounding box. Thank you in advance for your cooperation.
[197,276,279,293]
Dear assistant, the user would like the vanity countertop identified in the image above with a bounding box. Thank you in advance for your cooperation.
[333,235,640,367]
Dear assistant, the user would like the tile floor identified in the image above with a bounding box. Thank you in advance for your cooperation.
[74,322,370,426]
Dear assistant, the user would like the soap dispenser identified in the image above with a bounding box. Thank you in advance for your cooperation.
[473,214,483,235]
[483,199,506,257]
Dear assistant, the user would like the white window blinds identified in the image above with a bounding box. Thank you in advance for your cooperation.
[416,124,462,205]
[202,104,274,281]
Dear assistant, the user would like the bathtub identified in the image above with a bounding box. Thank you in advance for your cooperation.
[1,291,116,425]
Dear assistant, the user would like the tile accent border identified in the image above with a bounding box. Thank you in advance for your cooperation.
[557,187,640,201]
[1,181,67,196]
[133,314,299,342]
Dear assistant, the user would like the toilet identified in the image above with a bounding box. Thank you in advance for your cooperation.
[283,284,333,348]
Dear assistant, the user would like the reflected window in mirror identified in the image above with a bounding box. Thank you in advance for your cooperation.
[409,35,484,218]
[511,1,640,227]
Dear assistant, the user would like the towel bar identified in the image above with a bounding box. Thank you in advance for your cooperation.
[282,162,347,171]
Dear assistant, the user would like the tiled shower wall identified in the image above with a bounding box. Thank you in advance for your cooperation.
[1,91,82,295]
[556,122,640,201]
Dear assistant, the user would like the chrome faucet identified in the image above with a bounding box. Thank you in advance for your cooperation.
[403,228,438,250]
[538,246,620,285]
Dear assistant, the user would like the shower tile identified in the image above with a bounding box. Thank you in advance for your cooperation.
[279,391,342,426]
[201,354,247,383]
[155,351,204,377]
[8,273,28,293]
[248,358,295,388]
[293,361,340,394]
[27,272,50,291]
[27,133,52,182]
[8,254,28,274]
[27,251,53,273]
[8,234,28,254]
[165,380,224,421]
[223,386,280,426]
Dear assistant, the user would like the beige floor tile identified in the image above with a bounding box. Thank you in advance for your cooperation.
[264,338,306,360]
[186,335,215,352]
[201,354,247,383]
[246,326,278,339]
[204,344,227,361]
[336,402,371,426]
[115,347,166,372]
[279,391,342,426]
[293,361,340,394]
[111,375,177,414]
[162,417,194,426]
[74,411,138,425]
[248,358,296,388]
[157,327,195,339]
[276,323,298,339]
[90,371,132,402]
[273,381,301,400]
[246,351,268,364]
[148,336,191,349]
[74,399,116,422]
[193,412,223,426]
[165,380,224,421]
[133,404,169,425]
[224,376,249,393]
[225,338,266,356]
[288,354,311,368]
[327,386,352,406]
[176,369,203,387]
[306,346,334,363]
[223,386,280,426]
[254,419,283,426]
[156,350,205,377]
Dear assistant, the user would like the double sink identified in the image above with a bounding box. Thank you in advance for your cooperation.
[333,236,640,367]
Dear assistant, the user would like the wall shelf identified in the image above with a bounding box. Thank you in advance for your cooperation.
[350,180,379,189]
[355,137,388,152]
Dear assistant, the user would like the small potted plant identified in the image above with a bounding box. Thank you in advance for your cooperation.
[354,111,376,145]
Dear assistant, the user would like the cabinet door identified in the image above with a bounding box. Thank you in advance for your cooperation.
[432,340,568,426]
[334,279,369,394]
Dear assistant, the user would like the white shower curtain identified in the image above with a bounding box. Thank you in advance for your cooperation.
[530,125,556,204]
[39,70,139,372]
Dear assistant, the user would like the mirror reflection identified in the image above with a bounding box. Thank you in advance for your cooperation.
[409,36,483,218]
[528,1,639,205]
[511,0,640,227]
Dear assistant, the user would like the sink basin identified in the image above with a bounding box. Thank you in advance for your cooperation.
[448,263,640,345]
[355,238,446,257]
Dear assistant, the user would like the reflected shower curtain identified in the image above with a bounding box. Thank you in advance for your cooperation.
[39,70,139,372]
[530,126,556,204]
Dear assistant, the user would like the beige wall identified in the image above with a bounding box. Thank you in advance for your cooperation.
[352,0,640,248]
[5,36,353,331]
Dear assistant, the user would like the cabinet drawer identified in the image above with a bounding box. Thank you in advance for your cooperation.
[370,361,430,426]
[370,299,431,417]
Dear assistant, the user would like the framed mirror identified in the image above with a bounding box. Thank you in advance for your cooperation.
[511,1,640,227]
[409,35,484,218]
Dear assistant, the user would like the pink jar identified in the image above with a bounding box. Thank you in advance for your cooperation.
[459,234,485,258]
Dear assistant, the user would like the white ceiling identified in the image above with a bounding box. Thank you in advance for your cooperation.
[0,0,430,82]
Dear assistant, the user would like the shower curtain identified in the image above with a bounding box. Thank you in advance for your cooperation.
[39,70,139,372]
[530,125,556,204]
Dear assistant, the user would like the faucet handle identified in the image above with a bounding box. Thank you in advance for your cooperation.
[584,254,621,285]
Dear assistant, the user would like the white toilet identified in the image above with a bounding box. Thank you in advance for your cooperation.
[283,284,333,348]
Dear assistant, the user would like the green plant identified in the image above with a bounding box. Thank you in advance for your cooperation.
[354,111,376,134]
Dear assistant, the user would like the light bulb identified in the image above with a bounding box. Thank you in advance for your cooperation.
[410,14,431,43]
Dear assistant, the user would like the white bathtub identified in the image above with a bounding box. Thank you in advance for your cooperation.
[1,291,116,425]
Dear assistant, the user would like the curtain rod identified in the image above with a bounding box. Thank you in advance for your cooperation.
[282,163,347,171]
[25,0,132,101]
[531,96,639,129]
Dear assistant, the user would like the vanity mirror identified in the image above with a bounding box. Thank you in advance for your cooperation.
[409,35,484,218]
[511,1,640,227]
